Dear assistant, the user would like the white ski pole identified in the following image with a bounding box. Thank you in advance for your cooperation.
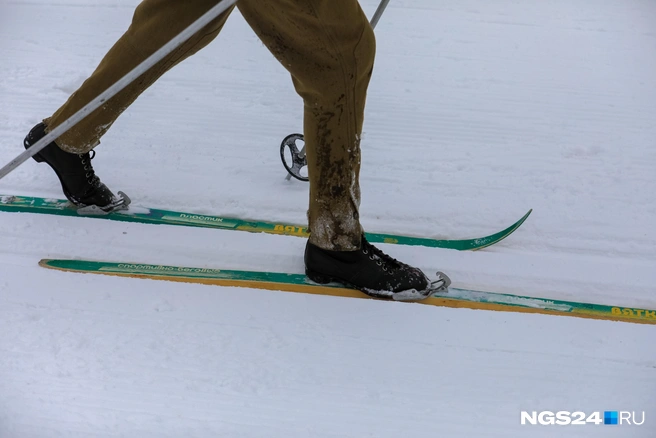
[370,0,391,28]
[284,0,392,181]
[0,0,238,182]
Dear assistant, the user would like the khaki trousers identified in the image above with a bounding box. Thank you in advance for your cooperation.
[44,0,376,250]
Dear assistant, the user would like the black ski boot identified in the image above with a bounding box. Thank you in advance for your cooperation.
[23,122,130,213]
[305,235,450,301]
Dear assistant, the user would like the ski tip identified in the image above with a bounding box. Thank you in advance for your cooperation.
[469,208,533,252]
[515,208,533,227]
[515,208,533,228]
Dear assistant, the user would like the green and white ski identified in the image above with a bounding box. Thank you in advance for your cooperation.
[0,194,531,251]
[39,258,656,326]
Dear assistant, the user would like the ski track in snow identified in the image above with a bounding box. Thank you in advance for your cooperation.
[1,0,655,436]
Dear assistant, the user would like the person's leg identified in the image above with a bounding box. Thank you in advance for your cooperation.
[24,0,233,209]
[237,0,374,251]
[238,0,435,298]
[46,0,234,154]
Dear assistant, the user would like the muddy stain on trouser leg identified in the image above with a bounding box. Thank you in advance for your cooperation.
[239,0,376,251]
[310,104,363,251]
[44,0,234,154]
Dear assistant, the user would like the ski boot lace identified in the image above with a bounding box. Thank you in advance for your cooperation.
[79,150,100,186]
[361,238,402,273]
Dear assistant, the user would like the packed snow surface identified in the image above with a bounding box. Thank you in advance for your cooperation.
[1,0,654,436]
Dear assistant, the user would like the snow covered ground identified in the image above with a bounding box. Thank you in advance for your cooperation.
[1,0,655,436]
